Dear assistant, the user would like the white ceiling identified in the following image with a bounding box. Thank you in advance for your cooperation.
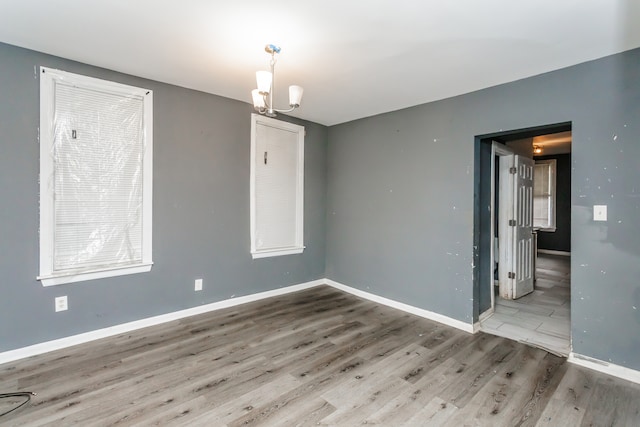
[533,131,572,156]
[1,1,639,126]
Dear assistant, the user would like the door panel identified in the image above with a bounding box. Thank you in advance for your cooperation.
[512,155,535,298]
[499,154,535,300]
[498,155,514,299]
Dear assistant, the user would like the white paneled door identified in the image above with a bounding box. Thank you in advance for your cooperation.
[499,154,535,300]
[512,155,535,298]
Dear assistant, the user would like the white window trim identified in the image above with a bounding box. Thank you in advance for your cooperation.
[250,114,305,259]
[533,159,557,232]
[38,67,153,286]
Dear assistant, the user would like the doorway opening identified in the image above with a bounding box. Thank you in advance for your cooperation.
[473,123,572,356]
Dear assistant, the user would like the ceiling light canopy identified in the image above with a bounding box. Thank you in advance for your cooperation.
[252,44,303,117]
[533,145,543,154]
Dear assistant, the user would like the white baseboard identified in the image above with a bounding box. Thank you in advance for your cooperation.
[0,279,324,366]
[7,276,640,386]
[569,352,640,385]
[538,249,571,257]
[324,279,474,334]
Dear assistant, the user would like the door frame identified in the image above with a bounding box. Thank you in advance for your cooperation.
[473,121,572,324]
[484,142,515,319]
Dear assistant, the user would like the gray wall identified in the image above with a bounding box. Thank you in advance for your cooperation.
[0,42,327,352]
[3,40,640,373]
[326,47,640,370]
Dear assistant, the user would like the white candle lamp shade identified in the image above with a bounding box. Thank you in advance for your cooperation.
[288,85,303,108]
[256,71,272,95]
[252,89,265,109]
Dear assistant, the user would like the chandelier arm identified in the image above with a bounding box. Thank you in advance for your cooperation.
[271,105,298,113]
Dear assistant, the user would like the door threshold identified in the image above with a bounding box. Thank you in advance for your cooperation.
[479,316,570,357]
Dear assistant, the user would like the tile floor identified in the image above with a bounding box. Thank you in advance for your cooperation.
[481,253,571,356]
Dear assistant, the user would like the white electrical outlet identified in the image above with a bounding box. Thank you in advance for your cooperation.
[195,278,203,291]
[55,296,68,312]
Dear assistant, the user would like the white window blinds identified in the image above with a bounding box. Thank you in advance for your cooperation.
[39,67,153,286]
[250,114,304,258]
[255,123,299,249]
[53,84,144,270]
[533,159,556,230]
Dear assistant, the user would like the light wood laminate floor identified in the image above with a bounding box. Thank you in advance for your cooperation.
[481,253,571,356]
[3,285,639,426]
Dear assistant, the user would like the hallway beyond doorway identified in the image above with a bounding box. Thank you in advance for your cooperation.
[481,253,570,356]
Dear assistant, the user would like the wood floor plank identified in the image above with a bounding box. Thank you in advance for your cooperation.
[449,346,548,425]
[364,347,472,426]
[579,375,640,427]
[403,396,460,426]
[319,377,411,425]
[438,338,519,409]
[503,353,567,427]
[2,285,640,426]
[148,376,302,427]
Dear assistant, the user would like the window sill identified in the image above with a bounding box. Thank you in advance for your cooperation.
[251,247,305,259]
[38,263,153,286]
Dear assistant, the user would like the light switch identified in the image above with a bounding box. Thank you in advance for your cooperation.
[593,205,607,222]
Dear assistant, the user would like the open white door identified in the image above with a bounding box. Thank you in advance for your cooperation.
[512,155,535,298]
[500,154,535,299]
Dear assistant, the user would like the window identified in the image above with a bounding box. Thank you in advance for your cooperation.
[250,114,304,259]
[38,67,153,286]
[533,159,556,231]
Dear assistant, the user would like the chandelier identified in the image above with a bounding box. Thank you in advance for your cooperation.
[251,44,303,117]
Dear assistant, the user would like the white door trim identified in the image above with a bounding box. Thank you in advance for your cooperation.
[484,142,515,317]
